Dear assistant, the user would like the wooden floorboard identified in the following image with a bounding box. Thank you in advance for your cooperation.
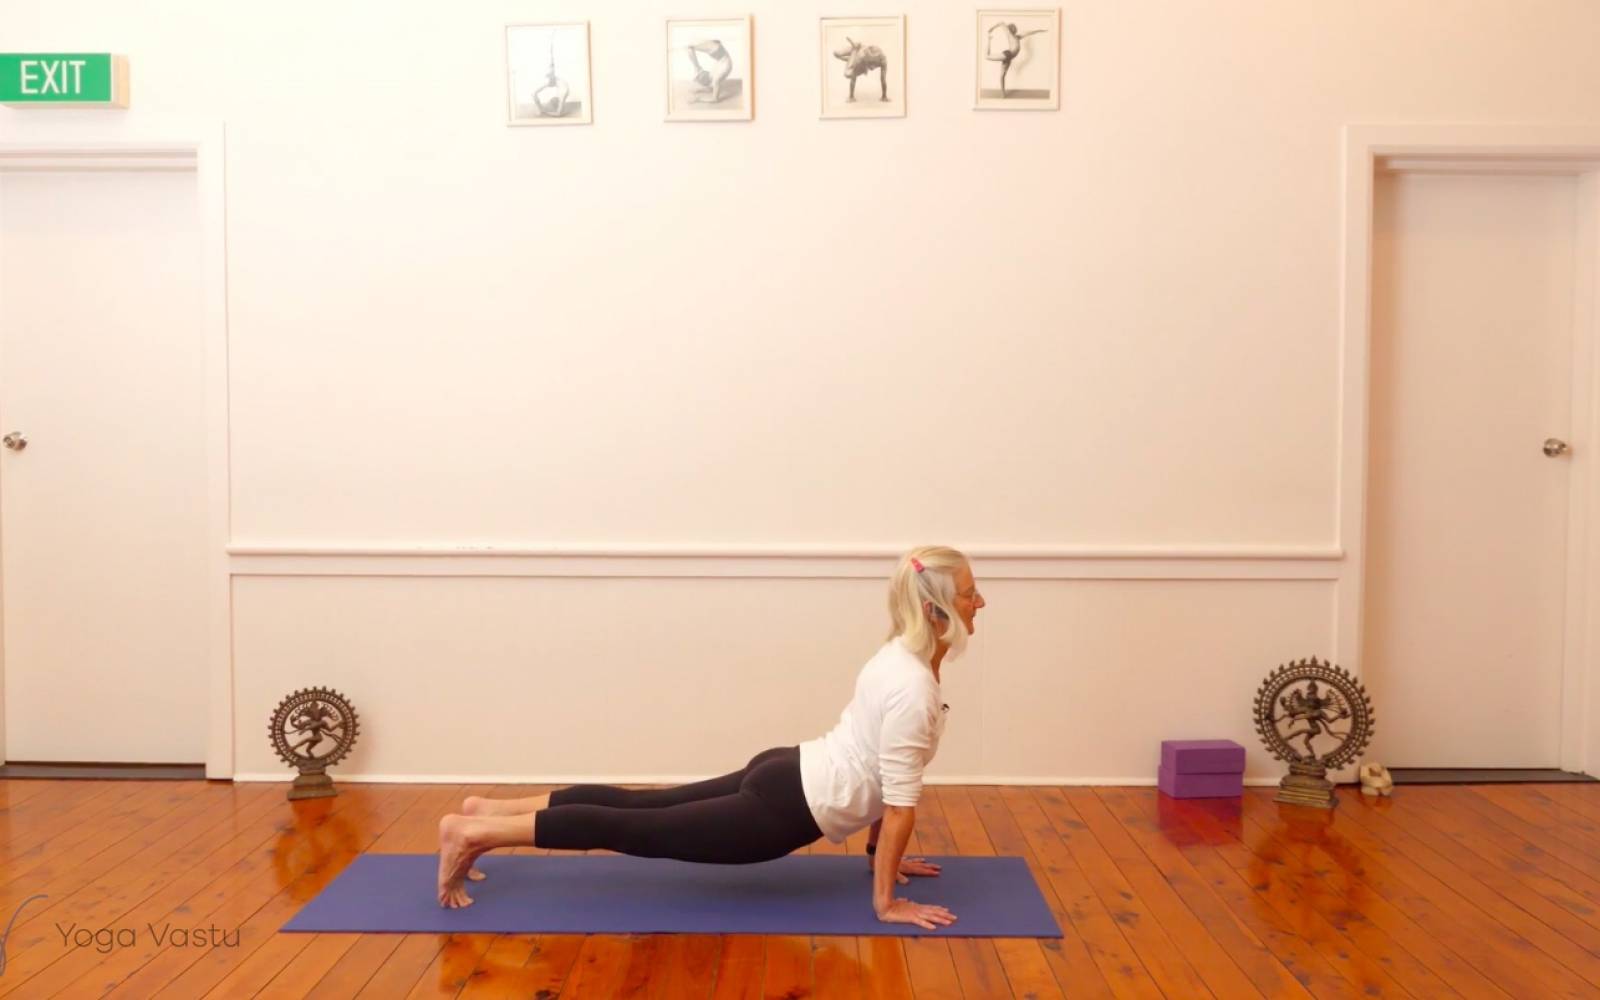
[1152,795,1370,999]
[1321,789,1599,998]
[1001,786,1164,999]
[1234,793,1445,996]
[7,781,1600,997]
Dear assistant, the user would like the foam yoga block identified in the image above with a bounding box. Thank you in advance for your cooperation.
[1159,739,1245,799]
[1158,768,1243,798]
[1161,739,1246,774]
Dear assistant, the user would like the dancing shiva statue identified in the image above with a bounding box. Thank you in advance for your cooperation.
[1253,658,1375,809]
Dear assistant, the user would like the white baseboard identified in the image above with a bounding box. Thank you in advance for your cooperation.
[232,772,1286,787]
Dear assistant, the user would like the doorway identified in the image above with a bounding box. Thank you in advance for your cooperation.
[0,165,210,764]
[1363,167,1591,769]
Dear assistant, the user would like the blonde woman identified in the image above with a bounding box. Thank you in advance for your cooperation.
[436,545,984,931]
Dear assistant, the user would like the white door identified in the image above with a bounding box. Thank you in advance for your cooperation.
[1364,170,1578,768]
[0,168,209,763]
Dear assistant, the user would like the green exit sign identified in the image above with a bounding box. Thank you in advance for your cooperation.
[0,54,128,107]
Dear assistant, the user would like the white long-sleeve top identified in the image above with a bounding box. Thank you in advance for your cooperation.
[798,636,948,843]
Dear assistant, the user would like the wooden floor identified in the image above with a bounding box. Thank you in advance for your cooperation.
[4,782,1600,998]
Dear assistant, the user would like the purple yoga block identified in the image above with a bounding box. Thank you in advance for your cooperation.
[1158,766,1243,799]
[1161,739,1246,775]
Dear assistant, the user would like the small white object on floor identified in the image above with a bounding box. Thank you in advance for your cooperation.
[1358,761,1394,797]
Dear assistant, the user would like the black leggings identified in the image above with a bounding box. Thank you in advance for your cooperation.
[532,745,824,864]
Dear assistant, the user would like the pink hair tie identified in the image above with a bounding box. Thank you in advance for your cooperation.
[910,557,925,573]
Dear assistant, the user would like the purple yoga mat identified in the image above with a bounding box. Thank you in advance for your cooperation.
[280,853,1062,938]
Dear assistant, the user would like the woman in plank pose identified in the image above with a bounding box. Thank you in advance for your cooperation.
[436,545,983,930]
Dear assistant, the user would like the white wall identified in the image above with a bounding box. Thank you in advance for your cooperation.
[228,569,1335,781]
[3,1,1599,781]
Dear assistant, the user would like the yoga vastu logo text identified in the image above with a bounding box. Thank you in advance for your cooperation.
[0,894,48,978]
[54,921,241,955]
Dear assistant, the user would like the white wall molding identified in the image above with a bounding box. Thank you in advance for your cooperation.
[227,541,1345,559]
[227,542,1344,580]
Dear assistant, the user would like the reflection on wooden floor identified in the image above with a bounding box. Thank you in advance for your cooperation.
[2,778,1599,996]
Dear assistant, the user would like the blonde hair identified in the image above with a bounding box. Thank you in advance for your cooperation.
[886,545,970,663]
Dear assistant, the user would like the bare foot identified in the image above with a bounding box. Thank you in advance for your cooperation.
[459,798,493,874]
[437,814,482,907]
[456,794,543,888]
[462,795,524,819]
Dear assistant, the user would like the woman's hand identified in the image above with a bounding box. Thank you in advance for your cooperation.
[867,854,943,883]
[876,897,957,930]
[898,857,942,878]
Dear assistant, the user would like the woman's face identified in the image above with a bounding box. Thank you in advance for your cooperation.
[950,564,985,635]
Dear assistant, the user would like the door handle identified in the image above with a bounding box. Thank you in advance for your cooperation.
[2,432,25,452]
[1544,438,1570,458]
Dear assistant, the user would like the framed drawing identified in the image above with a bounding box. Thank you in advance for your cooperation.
[975,9,1060,110]
[506,22,593,125]
[819,15,906,119]
[666,16,753,121]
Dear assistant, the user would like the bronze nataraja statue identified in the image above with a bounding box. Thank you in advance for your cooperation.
[270,686,360,800]
[1254,658,1374,809]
